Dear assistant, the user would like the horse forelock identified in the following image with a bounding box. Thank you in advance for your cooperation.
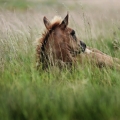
[50,16,62,27]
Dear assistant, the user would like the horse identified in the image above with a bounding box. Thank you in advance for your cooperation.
[35,13,86,69]
[35,13,120,70]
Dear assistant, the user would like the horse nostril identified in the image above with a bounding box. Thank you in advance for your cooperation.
[83,43,86,48]
[80,41,86,47]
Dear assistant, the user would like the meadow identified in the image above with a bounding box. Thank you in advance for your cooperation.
[0,0,120,119]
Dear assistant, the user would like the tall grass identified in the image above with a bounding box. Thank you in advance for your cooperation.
[0,1,120,119]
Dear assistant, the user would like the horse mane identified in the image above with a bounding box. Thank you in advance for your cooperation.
[35,16,62,68]
[35,16,62,47]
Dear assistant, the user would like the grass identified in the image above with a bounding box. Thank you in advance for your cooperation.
[0,0,120,120]
[0,0,29,10]
[0,0,64,11]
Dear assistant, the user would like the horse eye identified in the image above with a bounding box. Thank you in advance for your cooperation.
[70,30,75,36]
[70,30,77,41]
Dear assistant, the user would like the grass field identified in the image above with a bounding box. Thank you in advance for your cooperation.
[0,0,120,120]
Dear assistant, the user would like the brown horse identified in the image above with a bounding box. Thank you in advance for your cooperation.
[35,13,86,69]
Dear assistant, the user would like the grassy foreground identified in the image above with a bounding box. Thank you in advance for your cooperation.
[0,0,120,120]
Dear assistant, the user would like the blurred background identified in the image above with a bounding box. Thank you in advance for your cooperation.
[0,0,120,50]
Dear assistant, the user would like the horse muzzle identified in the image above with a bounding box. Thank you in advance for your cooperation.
[80,40,86,52]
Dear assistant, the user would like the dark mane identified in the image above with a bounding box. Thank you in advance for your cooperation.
[41,21,61,50]
[35,16,62,69]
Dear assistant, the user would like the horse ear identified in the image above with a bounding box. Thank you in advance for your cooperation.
[60,13,69,29]
[43,16,50,30]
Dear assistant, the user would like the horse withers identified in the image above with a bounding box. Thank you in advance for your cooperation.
[35,13,86,69]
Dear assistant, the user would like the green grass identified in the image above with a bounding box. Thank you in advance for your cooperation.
[1,67,120,120]
[0,0,63,11]
[0,0,29,10]
[0,1,120,119]
[0,27,120,120]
